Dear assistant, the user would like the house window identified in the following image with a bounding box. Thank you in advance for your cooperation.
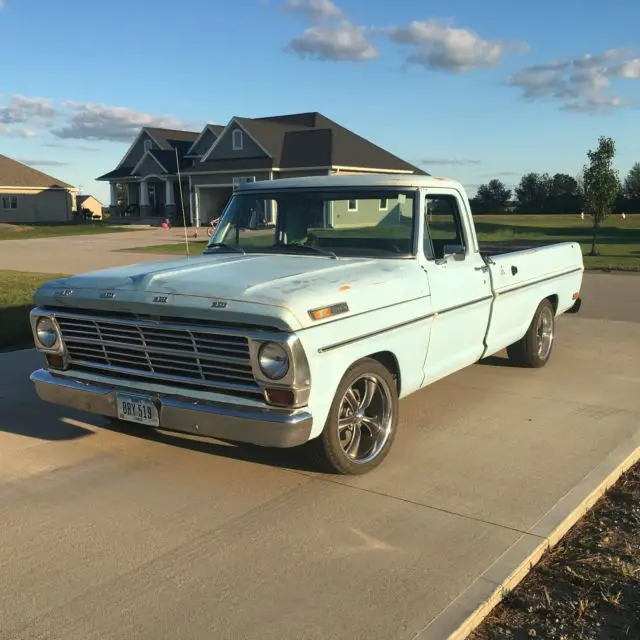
[379,198,388,210]
[2,195,18,210]
[144,139,153,153]
[347,199,358,211]
[232,129,244,151]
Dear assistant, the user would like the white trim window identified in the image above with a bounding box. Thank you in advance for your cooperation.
[232,129,244,151]
[347,199,358,212]
[379,198,388,211]
[2,195,18,210]
[144,139,153,153]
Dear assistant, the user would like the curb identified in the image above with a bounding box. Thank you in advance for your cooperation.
[416,427,640,640]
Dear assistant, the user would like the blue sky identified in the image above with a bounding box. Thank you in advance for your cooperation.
[1,0,639,203]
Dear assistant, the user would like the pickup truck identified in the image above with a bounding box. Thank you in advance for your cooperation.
[29,174,584,475]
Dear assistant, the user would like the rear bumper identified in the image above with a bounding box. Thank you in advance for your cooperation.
[30,369,313,448]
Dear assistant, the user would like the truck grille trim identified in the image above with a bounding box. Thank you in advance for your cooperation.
[56,315,261,397]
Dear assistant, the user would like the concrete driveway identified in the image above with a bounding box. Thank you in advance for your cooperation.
[1,278,639,640]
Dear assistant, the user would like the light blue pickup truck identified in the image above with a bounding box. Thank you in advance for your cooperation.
[29,174,584,474]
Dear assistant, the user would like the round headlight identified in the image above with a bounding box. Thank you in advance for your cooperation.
[36,317,58,348]
[258,342,289,380]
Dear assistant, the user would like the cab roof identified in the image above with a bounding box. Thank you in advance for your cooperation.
[236,173,463,192]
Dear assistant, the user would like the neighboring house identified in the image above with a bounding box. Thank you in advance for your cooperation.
[96,112,425,226]
[76,194,104,220]
[0,155,79,223]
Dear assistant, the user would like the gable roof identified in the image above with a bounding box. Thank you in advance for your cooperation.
[97,112,425,182]
[77,194,103,206]
[190,112,426,175]
[145,127,199,151]
[186,123,226,156]
[0,154,75,189]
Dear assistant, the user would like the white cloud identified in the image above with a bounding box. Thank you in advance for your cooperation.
[0,94,196,143]
[0,123,39,138]
[0,94,58,124]
[15,158,69,167]
[289,23,378,61]
[0,1,5,9]
[386,20,526,73]
[617,58,640,78]
[281,0,377,62]
[508,49,640,113]
[283,0,343,22]
[52,101,191,142]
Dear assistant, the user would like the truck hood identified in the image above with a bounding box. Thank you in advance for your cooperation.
[33,253,429,331]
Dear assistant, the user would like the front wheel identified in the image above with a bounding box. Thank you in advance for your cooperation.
[507,298,555,368]
[311,358,399,475]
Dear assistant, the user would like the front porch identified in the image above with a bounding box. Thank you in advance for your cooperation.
[108,178,191,225]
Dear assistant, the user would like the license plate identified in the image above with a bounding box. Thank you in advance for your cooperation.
[116,392,159,427]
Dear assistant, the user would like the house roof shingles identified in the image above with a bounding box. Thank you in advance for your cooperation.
[97,113,426,181]
[0,154,75,189]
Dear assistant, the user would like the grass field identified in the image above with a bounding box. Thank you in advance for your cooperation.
[129,214,640,271]
[0,222,136,241]
[0,270,66,350]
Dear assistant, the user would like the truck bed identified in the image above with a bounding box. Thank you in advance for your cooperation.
[478,240,564,258]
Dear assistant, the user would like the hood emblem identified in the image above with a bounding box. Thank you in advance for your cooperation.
[210,299,228,309]
[99,291,116,299]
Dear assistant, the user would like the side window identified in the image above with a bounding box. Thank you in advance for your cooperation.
[424,194,466,260]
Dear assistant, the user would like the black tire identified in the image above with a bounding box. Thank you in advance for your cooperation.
[310,358,399,475]
[507,298,555,368]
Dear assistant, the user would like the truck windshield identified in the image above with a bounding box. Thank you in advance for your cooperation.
[206,188,417,258]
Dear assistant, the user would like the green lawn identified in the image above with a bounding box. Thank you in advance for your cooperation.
[128,215,640,271]
[0,222,137,241]
[0,270,66,350]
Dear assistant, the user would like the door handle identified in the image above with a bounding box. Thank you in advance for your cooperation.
[475,265,489,272]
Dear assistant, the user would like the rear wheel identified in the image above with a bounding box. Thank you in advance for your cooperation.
[311,358,399,475]
[507,298,555,368]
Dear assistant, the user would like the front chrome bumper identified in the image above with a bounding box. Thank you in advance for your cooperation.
[30,369,313,448]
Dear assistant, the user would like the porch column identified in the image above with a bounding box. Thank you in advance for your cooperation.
[164,178,177,219]
[109,182,119,218]
[194,187,201,228]
[139,180,151,217]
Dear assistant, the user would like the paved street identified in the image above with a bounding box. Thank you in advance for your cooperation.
[1,274,639,639]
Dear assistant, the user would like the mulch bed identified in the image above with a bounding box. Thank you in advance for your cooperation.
[469,461,640,640]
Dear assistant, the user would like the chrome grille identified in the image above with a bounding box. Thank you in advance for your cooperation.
[56,314,260,397]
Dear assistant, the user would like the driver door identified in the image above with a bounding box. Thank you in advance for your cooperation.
[419,188,493,384]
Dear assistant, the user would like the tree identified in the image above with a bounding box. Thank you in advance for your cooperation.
[582,136,619,256]
[622,162,640,211]
[547,173,582,214]
[515,173,551,213]
[474,179,512,213]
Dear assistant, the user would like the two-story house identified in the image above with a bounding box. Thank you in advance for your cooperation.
[96,112,424,226]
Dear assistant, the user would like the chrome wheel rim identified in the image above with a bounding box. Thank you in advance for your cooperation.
[337,373,393,465]
[536,306,554,360]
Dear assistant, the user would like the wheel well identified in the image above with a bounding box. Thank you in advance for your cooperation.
[367,351,401,394]
[546,294,559,313]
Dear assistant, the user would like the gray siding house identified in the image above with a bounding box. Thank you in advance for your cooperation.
[97,112,424,226]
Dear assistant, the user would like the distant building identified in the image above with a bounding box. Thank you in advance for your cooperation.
[96,111,425,226]
[0,154,79,223]
[76,194,104,220]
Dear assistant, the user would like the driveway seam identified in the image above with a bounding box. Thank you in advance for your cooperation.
[307,474,543,538]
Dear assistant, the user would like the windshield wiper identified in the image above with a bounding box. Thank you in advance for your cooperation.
[285,243,337,259]
[204,243,246,255]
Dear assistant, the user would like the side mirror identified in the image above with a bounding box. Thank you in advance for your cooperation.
[443,244,466,261]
